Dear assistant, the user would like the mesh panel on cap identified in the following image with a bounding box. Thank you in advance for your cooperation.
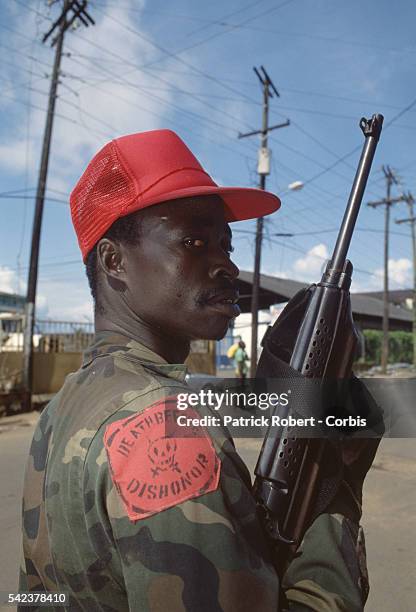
[71,141,137,255]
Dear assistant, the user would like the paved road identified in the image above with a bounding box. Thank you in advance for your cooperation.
[0,413,415,611]
[234,436,416,612]
[0,415,36,611]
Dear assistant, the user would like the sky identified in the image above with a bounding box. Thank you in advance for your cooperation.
[1,0,416,322]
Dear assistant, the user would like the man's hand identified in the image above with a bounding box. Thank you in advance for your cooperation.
[256,287,384,527]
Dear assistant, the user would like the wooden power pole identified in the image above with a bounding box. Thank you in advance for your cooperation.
[238,66,289,377]
[396,191,416,367]
[22,1,94,411]
[368,166,406,374]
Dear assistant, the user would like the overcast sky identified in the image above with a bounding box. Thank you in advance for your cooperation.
[1,0,415,321]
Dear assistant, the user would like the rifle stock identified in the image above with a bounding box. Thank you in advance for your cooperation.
[253,114,384,575]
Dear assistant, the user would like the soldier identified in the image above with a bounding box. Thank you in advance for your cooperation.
[20,130,375,611]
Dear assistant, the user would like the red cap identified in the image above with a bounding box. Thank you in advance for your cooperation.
[70,129,281,261]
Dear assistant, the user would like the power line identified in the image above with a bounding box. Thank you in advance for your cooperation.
[66,53,246,137]
[16,0,41,295]
[262,236,393,282]
[65,43,260,135]
[13,0,53,22]
[61,51,264,167]
[267,188,399,277]
[0,74,50,97]
[7,9,416,239]
[62,62,258,168]
[128,0,297,71]
[1,90,114,140]
[89,2,413,57]
[271,227,412,238]
[0,194,68,204]
[87,5,268,106]
[0,42,53,70]
[264,145,399,272]
[271,187,407,273]
[6,11,416,128]
[59,11,416,204]
[64,41,387,208]
[267,94,416,199]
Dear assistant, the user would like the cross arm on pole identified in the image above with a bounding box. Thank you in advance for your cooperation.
[260,65,280,97]
[402,191,414,205]
[42,2,73,42]
[367,195,407,207]
[253,66,265,86]
[396,216,416,224]
[73,0,95,24]
[396,191,416,225]
[268,119,290,132]
[238,120,290,139]
[44,0,95,45]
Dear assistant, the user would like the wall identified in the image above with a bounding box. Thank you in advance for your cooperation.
[185,340,216,375]
[0,342,216,393]
[0,352,82,394]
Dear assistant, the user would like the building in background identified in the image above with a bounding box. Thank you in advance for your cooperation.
[0,291,25,315]
[213,272,414,369]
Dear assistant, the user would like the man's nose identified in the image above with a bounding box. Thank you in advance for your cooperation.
[208,253,239,281]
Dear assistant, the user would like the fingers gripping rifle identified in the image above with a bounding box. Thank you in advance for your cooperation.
[253,114,384,574]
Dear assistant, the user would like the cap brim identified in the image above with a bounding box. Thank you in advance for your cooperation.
[131,185,280,222]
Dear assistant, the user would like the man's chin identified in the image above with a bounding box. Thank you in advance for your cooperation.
[194,319,233,342]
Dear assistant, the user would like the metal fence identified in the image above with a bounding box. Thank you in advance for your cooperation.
[0,317,94,353]
[35,320,94,353]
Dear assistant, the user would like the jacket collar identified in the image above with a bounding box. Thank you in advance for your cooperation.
[82,331,188,382]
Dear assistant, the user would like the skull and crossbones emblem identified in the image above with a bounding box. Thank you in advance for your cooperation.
[147,437,181,477]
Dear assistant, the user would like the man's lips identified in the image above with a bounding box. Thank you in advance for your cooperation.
[205,289,239,305]
[201,289,241,318]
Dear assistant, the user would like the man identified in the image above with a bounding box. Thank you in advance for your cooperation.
[20,129,371,611]
[234,340,249,383]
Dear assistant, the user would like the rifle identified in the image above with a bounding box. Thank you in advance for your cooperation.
[253,114,384,575]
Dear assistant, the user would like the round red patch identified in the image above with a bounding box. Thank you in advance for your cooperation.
[104,397,221,521]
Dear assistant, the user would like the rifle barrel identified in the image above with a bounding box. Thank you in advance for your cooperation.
[325,114,384,284]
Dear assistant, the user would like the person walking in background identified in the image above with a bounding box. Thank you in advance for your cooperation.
[234,340,249,382]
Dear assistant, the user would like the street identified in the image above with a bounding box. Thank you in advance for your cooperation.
[234,436,416,612]
[0,413,415,611]
[0,414,36,612]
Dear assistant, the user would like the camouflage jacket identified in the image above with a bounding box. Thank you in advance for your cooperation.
[20,332,368,611]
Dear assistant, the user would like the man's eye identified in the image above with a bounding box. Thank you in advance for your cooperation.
[184,238,205,248]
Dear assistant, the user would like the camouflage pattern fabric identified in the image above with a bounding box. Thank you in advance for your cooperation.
[20,332,368,611]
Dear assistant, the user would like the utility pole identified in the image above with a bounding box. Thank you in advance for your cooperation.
[22,0,94,411]
[238,66,290,377]
[368,166,406,374]
[396,191,416,367]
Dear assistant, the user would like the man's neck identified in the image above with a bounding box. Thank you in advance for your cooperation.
[95,312,190,364]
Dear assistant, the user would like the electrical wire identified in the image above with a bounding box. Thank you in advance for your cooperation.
[126,0,298,72]
[90,3,415,58]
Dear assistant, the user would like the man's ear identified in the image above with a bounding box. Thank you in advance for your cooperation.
[96,238,126,281]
